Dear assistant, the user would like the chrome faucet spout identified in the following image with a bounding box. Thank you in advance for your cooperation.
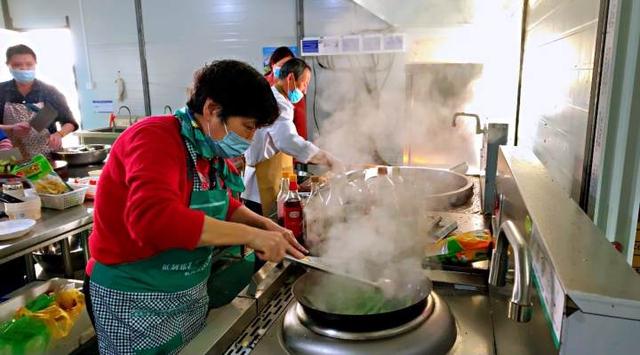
[488,220,533,322]
[163,105,173,114]
[118,105,133,126]
[452,112,485,134]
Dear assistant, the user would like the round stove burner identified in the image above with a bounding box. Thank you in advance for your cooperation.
[296,294,434,340]
[282,291,457,355]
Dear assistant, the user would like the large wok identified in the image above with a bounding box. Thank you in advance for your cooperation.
[346,166,473,208]
[52,144,110,166]
[292,270,432,332]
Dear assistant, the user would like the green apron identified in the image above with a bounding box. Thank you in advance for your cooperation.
[89,110,236,354]
[206,143,256,308]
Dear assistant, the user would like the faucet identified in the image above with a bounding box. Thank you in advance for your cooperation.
[117,105,133,127]
[452,112,485,134]
[163,105,173,114]
[488,220,533,322]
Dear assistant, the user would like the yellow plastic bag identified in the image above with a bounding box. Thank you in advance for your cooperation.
[55,288,85,321]
[14,287,85,340]
[15,305,72,340]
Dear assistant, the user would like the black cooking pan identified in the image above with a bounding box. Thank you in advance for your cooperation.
[292,270,431,332]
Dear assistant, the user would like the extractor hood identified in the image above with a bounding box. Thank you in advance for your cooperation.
[351,0,476,28]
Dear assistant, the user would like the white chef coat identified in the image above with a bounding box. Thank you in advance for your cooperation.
[241,86,320,203]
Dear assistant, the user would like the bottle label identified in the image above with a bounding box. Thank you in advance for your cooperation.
[284,206,303,238]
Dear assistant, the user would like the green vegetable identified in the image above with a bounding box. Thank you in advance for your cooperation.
[305,275,411,315]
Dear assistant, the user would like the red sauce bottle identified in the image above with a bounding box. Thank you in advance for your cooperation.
[284,180,303,241]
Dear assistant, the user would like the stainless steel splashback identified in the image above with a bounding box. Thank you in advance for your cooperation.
[495,146,640,353]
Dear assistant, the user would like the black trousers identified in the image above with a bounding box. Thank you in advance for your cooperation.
[82,273,96,327]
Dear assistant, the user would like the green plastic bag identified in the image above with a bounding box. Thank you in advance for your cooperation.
[25,294,55,312]
[0,317,51,355]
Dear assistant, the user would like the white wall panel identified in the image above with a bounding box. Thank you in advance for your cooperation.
[141,0,296,114]
[518,0,601,201]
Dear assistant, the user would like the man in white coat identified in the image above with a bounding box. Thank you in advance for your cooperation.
[242,58,338,216]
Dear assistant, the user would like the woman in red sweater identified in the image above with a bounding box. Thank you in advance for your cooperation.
[84,60,306,354]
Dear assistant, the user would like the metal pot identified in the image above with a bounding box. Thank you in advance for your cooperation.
[52,144,110,166]
[292,270,432,332]
[52,160,69,180]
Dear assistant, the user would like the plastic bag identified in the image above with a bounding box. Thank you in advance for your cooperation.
[15,286,86,339]
[15,304,72,340]
[25,294,56,312]
[426,229,493,265]
[0,316,51,355]
[55,288,85,321]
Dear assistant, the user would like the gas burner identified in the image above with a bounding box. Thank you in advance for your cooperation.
[282,292,457,355]
[295,294,434,340]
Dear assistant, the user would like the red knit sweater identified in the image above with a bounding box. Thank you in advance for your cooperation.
[86,116,241,275]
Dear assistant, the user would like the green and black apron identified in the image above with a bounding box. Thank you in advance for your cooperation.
[89,109,253,354]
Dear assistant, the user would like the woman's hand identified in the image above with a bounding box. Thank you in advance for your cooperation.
[262,219,308,257]
[9,122,31,137]
[49,132,63,150]
[248,229,304,262]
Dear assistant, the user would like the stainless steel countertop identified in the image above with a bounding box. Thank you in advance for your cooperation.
[181,262,301,355]
[0,203,93,264]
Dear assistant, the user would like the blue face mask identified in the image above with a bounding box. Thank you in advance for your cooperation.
[207,123,252,158]
[10,68,36,83]
[288,88,304,104]
[273,66,281,79]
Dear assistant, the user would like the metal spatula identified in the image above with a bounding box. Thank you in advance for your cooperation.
[284,255,392,291]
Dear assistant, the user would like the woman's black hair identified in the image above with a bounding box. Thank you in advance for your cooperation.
[6,44,37,63]
[278,58,311,80]
[186,60,279,128]
[268,46,295,68]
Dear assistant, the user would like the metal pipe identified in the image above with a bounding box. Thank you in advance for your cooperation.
[295,0,305,50]
[60,238,74,279]
[488,220,533,322]
[452,112,485,134]
[24,254,36,282]
[134,0,152,116]
[1,0,14,29]
[80,230,90,262]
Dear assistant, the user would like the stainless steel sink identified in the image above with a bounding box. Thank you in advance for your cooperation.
[90,127,128,133]
[74,126,128,145]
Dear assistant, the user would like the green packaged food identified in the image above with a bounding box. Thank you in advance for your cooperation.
[426,230,493,265]
[11,154,70,195]
[11,154,52,181]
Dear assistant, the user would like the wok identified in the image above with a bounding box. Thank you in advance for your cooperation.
[292,270,432,332]
[52,144,110,166]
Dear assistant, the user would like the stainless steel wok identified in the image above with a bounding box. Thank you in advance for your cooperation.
[52,144,110,166]
[346,166,474,208]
